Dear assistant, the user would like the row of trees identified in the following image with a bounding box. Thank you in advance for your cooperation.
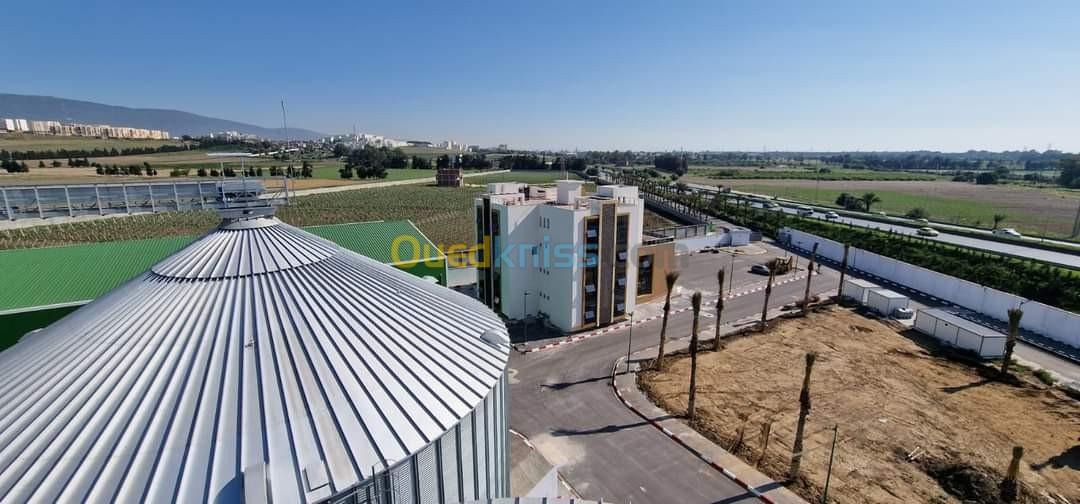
[0,144,187,161]
[339,146,401,179]
[653,153,690,175]
[95,163,158,176]
[1,160,30,173]
[834,192,882,212]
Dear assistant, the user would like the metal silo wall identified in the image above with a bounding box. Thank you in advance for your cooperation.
[327,374,508,504]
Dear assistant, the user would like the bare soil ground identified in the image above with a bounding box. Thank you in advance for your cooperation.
[640,306,1080,504]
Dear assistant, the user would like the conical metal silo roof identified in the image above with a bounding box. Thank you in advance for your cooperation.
[0,214,510,503]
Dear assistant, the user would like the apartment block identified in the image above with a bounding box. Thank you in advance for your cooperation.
[476,180,671,333]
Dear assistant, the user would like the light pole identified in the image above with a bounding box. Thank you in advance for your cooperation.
[625,311,635,374]
[728,253,735,292]
[522,291,531,342]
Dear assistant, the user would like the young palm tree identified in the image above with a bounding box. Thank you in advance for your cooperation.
[861,192,882,213]
[802,243,819,316]
[837,243,850,299]
[993,213,1008,230]
[759,268,776,331]
[1001,446,1024,502]
[687,291,703,421]
[1000,307,1024,376]
[713,268,726,350]
[789,352,817,481]
[655,271,680,370]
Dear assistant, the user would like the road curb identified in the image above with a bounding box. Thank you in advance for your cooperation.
[608,358,778,504]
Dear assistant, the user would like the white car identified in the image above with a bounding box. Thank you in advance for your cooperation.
[993,228,1023,238]
[825,211,840,220]
[915,218,930,225]
[916,227,939,237]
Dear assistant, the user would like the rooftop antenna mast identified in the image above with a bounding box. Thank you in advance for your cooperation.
[280,99,290,201]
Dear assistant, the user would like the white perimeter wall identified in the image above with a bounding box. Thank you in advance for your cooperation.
[781,227,1080,349]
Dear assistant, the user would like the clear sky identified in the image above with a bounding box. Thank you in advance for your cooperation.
[3,0,1078,152]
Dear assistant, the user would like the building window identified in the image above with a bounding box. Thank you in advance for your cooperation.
[638,253,654,295]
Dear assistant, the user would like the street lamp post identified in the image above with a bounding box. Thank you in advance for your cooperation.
[625,311,635,374]
[523,291,531,342]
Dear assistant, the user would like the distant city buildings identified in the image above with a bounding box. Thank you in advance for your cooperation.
[328,132,408,149]
[0,117,170,139]
[209,130,259,142]
[475,181,673,332]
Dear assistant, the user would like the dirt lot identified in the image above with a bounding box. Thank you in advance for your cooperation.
[640,306,1079,504]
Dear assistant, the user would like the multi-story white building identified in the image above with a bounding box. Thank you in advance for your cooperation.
[476,181,669,332]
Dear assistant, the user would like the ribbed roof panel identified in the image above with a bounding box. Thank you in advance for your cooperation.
[0,217,508,504]
[150,217,339,279]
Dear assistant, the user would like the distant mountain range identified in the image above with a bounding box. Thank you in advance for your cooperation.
[0,93,324,140]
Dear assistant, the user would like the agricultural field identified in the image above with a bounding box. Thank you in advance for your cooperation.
[681,166,940,183]
[0,184,484,250]
[0,133,183,152]
[640,306,1080,504]
[720,179,1080,238]
[464,170,582,185]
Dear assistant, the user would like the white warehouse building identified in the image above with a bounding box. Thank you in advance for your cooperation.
[476,181,647,332]
[0,208,510,504]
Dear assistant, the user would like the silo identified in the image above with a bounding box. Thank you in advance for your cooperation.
[0,209,510,504]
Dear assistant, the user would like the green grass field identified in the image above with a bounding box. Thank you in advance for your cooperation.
[0,134,183,152]
[732,183,1066,235]
[466,170,582,185]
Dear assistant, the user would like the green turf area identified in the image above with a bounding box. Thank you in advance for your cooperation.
[0,220,445,314]
[466,170,582,185]
[0,134,182,152]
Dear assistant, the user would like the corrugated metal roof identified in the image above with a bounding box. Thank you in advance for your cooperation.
[0,216,508,503]
[0,220,443,313]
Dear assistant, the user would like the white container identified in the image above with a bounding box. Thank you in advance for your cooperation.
[842,278,879,304]
[915,308,1006,358]
[867,288,909,316]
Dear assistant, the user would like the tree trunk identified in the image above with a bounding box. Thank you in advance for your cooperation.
[714,269,726,350]
[759,269,776,331]
[802,243,819,316]
[1000,446,1024,502]
[789,353,817,481]
[656,273,680,370]
[837,243,850,299]
[688,292,702,421]
[1000,308,1024,376]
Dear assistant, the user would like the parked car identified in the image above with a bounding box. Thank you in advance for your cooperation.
[916,227,939,237]
[825,211,840,220]
[993,228,1023,238]
[750,264,771,275]
[893,307,915,319]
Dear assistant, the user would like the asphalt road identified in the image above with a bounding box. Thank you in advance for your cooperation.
[509,248,838,504]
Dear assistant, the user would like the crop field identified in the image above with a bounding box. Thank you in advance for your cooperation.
[720,179,1080,238]
[682,166,939,183]
[0,134,183,152]
[465,170,582,185]
[640,306,1080,504]
[0,184,484,250]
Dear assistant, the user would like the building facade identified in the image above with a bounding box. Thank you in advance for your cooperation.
[436,166,463,187]
[475,181,651,332]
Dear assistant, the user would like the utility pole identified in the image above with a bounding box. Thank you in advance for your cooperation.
[822,424,838,503]
[522,291,531,342]
[837,244,850,299]
[625,311,635,374]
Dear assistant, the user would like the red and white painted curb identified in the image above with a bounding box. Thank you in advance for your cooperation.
[609,358,778,504]
[524,273,814,354]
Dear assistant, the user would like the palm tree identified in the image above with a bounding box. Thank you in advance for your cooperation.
[759,268,776,331]
[655,271,680,370]
[993,213,1008,230]
[1000,446,1024,502]
[789,352,817,481]
[713,269,726,350]
[861,192,882,213]
[837,244,850,299]
[1000,308,1024,376]
[802,243,818,316]
[687,291,703,421]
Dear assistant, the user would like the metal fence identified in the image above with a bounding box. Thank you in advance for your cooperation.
[1,180,287,220]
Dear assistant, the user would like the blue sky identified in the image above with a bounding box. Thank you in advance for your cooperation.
[3,0,1078,151]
